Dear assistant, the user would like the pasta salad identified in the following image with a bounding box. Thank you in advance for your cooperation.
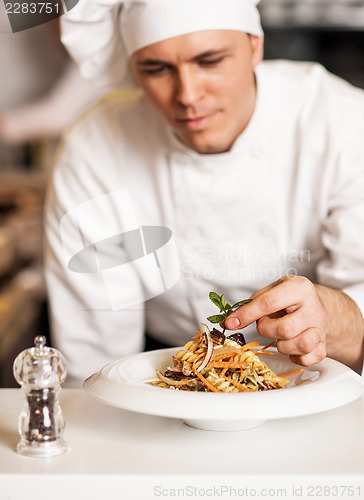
[144,323,291,393]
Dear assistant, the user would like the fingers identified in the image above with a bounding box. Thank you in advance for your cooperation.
[258,313,326,364]
[288,341,327,366]
[276,328,323,356]
[256,310,308,340]
[223,275,328,368]
[256,304,326,340]
[225,276,315,330]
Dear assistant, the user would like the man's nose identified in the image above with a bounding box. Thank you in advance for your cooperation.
[174,67,203,107]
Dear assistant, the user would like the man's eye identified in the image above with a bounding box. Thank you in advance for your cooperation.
[143,66,168,75]
[199,57,225,66]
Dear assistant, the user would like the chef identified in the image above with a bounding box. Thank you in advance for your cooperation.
[44,0,364,386]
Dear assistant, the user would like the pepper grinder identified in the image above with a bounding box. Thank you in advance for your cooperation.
[13,336,68,457]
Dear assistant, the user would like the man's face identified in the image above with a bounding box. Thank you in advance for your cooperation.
[131,30,264,154]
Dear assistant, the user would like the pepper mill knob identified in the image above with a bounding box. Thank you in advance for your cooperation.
[34,335,46,348]
[13,336,68,457]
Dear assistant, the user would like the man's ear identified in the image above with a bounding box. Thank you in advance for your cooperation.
[250,35,264,67]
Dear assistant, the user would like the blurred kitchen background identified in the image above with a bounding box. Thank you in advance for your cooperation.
[0,0,363,387]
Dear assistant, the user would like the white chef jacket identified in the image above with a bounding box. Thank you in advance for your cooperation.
[44,60,364,386]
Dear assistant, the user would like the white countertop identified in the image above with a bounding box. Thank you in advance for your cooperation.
[0,388,363,499]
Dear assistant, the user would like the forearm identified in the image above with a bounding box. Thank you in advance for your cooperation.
[315,284,364,374]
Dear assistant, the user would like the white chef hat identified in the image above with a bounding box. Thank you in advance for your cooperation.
[61,0,264,89]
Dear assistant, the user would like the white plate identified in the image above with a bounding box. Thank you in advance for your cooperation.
[84,347,364,431]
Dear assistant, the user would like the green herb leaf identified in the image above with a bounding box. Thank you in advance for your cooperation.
[221,294,226,309]
[208,291,251,325]
[209,292,224,310]
[206,313,227,323]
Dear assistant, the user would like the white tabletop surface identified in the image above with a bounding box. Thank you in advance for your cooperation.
[0,388,363,500]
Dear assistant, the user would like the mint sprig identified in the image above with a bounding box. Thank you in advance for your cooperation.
[207,292,251,324]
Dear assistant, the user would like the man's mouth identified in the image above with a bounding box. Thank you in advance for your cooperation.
[175,112,217,131]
